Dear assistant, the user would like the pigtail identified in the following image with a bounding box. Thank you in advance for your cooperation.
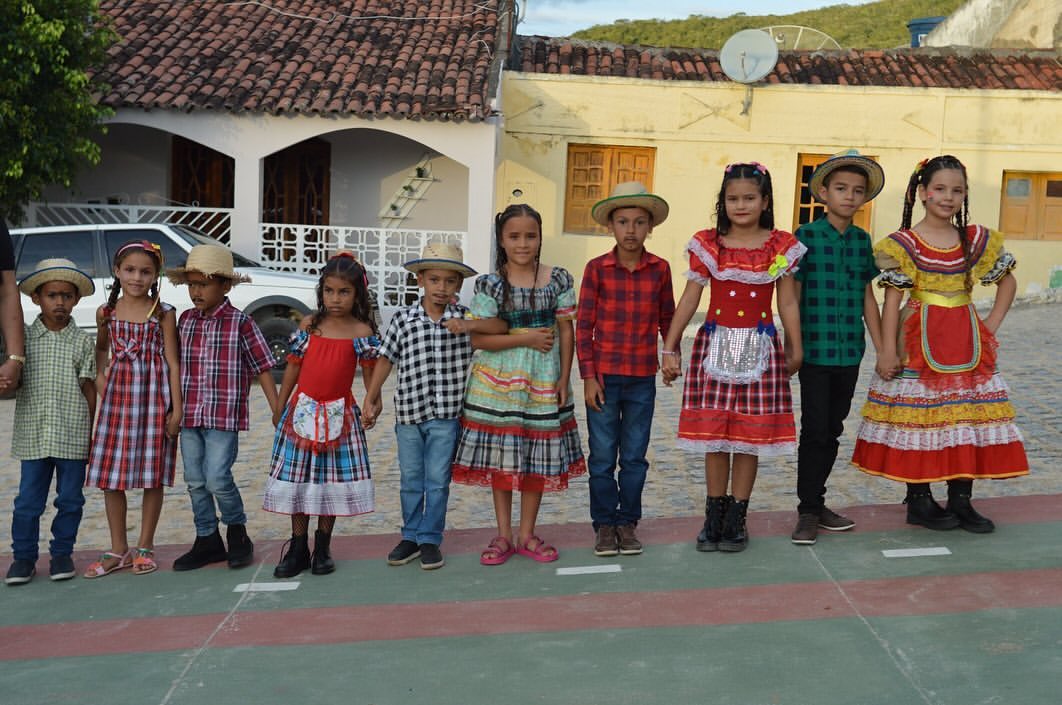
[106,275,121,312]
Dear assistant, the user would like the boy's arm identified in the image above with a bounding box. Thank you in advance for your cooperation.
[81,379,97,425]
[256,369,280,419]
[575,261,598,381]
[362,356,394,429]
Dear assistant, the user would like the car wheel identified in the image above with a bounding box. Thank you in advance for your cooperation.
[258,316,299,382]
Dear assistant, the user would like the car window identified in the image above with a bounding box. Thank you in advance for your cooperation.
[104,229,187,270]
[16,231,98,279]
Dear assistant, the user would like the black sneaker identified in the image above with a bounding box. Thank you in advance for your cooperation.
[49,555,76,581]
[387,540,421,566]
[5,559,36,585]
[419,543,445,570]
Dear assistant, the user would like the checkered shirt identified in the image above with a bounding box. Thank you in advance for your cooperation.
[794,216,878,366]
[377,301,475,425]
[178,298,276,432]
[577,247,675,379]
[13,318,96,460]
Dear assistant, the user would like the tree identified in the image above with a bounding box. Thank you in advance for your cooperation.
[0,1,115,223]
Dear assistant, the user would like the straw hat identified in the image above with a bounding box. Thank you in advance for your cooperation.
[591,181,670,227]
[808,149,885,204]
[403,241,476,278]
[166,244,251,285]
[18,258,95,297]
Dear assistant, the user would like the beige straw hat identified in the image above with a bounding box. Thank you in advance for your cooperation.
[591,181,670,227]
[166,244,251,285]
[808,149,885,204]
[18,258,95,297]
[403,241,476,278]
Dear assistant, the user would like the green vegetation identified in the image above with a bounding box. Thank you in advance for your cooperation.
[571,0,966,50]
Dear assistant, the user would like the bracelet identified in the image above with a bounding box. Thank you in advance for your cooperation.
[661,350,681,356]
[7,354,25,365]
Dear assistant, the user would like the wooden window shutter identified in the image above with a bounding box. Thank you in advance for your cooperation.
[565,144,656,235]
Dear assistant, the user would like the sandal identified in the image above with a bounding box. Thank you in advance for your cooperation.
[131,547,158,575]
[480,536,516,566]
[517,535,559,563]
[83,550,133,579]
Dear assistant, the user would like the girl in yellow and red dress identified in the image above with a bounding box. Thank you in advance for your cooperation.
[662,163,805,552]
[852,155,1028,533]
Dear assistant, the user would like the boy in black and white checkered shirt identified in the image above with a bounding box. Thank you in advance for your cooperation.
[363,242,505,570]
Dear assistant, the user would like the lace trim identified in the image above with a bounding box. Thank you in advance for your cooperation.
[677,438,796,457]
[980,251,1017,285]
[686,234,805,285]
[877,268,913,290]
[856,420,1024,450]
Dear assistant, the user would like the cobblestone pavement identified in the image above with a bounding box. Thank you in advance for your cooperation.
[2,301,1059,554]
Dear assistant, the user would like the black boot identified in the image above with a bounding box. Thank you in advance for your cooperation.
[311,530,335,575]
[946,481,995,534]
[904,484,960,530]
[273,534,310,578]
[696,496,730,552]
[226,524,254,568]
[719,497,749,552]
[172,529,227,571]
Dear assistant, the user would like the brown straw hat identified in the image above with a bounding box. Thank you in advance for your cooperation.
[591,181,670,227]
[18,258,95,297]
[166,244,251,285]
[403,241,476,278]
[808,149,885,204]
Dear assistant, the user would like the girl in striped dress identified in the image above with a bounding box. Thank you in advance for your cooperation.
[84,241,182,578]
[452,204,586,565]
[264,253,379,578]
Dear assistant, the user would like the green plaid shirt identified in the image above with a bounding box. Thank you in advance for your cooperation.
[13,318,96,460]
[794,216,877,366]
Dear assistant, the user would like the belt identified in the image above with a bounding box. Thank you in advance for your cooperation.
[910,291,971,308]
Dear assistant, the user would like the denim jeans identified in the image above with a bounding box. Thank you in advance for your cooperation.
[586,374,657,529]
[180,428,245,536]
[10,458,86,561]
[797,363,861,514]
[395,418,459,546]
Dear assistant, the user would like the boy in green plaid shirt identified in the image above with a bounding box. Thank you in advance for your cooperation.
[5,259,96,585]
[791,151,886,546]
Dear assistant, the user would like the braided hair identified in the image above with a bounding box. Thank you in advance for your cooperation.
[107,240,163,318]
[901,155,972,292]
[494,203,543,313]
[309,253,378,334]
[715,162,775,235]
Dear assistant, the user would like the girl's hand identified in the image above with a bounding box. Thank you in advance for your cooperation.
[557,384,570,408]
[875,352,901,380]
[982,314,1002,335]
[165,411,181,439]
[362,396,382,429]
[524,328,554,353]
[661,351,681,386]
[442,318,468,335]
[272,406,283,428]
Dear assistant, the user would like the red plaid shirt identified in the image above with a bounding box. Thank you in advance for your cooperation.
[178,299,275,431]
[577,247,675,380]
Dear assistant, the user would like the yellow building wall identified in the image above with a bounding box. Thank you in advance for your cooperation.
[498,72,1062,301]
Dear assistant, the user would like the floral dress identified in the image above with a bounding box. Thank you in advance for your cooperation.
[451,268,586,492]
[851,225,1028,482]
[263,330,379,516]
[678,229,806,456]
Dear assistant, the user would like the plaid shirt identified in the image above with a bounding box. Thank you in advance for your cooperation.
[13,318,96,460]
[377,300,474,425]
[576,247,675,379]
[794,216,878,366]
[178,298,275,431]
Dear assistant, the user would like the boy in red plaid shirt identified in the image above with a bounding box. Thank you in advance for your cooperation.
[577,182,675,557]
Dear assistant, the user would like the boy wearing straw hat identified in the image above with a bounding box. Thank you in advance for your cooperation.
[791,150,886,545]
[363,242,504,570]
[579,182,675,557]
[166,245,280,571]
[6,259,96,584]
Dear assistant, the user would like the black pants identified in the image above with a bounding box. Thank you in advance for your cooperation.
[797,363,861,514]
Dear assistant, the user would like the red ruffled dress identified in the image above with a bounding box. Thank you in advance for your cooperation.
[678,229,806,456]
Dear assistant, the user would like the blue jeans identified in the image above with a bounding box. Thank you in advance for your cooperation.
[10,458,86,561]
[395,418,458,546]
[586,374,656,529]
[180,428,245,536]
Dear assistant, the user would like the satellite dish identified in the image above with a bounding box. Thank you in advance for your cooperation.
[760,25,842,50]
[719,29,779,84]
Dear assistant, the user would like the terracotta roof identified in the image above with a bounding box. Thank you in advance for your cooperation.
[514,36,1062,91]
[95,0,507,121]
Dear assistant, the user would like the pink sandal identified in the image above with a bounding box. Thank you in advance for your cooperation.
[82,550,133,579]
[517,536,558,563]
[480,536,516,566]
[131,547,158,575]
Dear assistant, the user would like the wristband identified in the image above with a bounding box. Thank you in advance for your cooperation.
[661,350,680,356]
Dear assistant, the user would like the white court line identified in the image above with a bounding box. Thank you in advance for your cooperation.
[556,564,622,576]
[881,547,952,558]
[233,581,301,592]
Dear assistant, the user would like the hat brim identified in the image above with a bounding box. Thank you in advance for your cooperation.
[590,194,669,227]
[166,267,252,286]
[18,266,95,298]
[403,258,477,278]
[809,156,885,204]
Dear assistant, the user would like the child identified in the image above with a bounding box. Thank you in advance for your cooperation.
[363,242,505,570]
[578,182,675,557]
[452,204,586,565]
[852,155,1028,532]
[790,150,886,545]
[263,253,379,578]
[661,163,804,553]
[5,259,95,584]
[167,245,280,570]
[84,241,182,578]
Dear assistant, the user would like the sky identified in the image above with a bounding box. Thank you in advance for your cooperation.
[518,0,879,37]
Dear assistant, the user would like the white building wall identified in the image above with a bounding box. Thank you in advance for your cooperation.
[41,124,170,204]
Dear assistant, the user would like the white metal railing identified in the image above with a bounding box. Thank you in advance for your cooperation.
[23,202,232,243]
